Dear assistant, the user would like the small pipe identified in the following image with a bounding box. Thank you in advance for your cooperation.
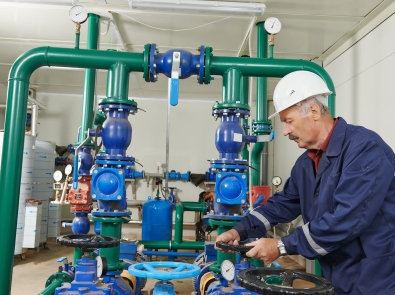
[31,104,38,137]
[140,240,204,250]
[126,219,196,226]
[27,96,47,110]
[38,279,63,295]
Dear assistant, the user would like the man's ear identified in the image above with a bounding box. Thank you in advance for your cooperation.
[310,103,321,120]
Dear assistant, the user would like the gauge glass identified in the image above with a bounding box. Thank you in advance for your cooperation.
[264,17,282,35]
[65,164,72,176]
[220,260,235,281]
[53,170,63,182]
[69,5,88,24]
[272,176,282,186]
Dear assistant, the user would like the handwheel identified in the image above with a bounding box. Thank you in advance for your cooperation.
[237,268,334,295]
[216,241,254,257]
[128,261,200,281]
[56,234,119,252]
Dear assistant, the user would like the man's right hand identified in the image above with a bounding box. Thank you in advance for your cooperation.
[214,229,241,250]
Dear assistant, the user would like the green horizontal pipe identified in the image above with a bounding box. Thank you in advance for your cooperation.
[181,201,206,213]
[10,47,144,81]
[209,56,336,111]
[39,279,63,295]
[139,240,204,250]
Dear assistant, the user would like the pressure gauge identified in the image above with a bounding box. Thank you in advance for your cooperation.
[220,260,235,281]
[69,5,88,24]
[96,256,108,277]
[156,162,161,167]
[65,164,72,176]
[53,170,63,182]
[272,176,282,186]
[264,17,282,35]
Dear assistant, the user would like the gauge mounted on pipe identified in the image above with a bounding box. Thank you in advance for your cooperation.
[272,176,282,186]
[221,260,235,281]
[69,5,88,24]
[264,17,282,35]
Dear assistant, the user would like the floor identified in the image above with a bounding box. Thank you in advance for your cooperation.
[11,239,311,295]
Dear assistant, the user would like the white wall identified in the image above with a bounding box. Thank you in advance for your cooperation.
[325,12,395,149]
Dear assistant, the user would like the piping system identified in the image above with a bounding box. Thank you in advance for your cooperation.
[0,15,335,293]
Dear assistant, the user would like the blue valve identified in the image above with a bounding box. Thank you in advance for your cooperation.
[128,262,200,281]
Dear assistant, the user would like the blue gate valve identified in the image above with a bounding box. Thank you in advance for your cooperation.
[169,51,181,106]
[129,261,200,295]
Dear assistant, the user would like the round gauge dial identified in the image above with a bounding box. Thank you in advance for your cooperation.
[264,17,282,35]
[272,176,282,186]
[96,256,108,277]
[69,5,88,24]
[156,162,161,167]
[53,170,63,182]
[220,260,235,281]
[65,164,72,176]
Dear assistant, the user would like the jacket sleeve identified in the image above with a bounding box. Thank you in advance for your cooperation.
[233,167,302,240]
[283,141,395,259]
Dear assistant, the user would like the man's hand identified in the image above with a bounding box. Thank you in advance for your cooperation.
[214,229,240,250]
[245,238,280,264]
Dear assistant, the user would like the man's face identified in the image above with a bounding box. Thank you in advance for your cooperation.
[279,105,317,149]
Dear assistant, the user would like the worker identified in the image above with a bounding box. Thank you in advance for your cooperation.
[215,70,395,295]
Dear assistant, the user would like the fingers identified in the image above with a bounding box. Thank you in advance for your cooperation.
[245,238,280,264]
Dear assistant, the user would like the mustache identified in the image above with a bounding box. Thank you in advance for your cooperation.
[288,135,298,141]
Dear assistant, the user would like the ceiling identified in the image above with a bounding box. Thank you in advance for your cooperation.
[0,0,391,104]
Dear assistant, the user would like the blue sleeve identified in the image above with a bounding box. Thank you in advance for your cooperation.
[233,166,302,240]
[283,141,395,259]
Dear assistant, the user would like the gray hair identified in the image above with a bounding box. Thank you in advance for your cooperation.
[295,95,330,116]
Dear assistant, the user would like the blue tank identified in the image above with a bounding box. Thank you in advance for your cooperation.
[142,197,173,240]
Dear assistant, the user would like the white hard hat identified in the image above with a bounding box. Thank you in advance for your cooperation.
[268,71,332,120]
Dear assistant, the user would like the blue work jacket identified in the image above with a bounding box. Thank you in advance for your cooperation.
[234,117,395,294]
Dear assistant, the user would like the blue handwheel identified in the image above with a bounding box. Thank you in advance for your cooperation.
[128,261,200,281]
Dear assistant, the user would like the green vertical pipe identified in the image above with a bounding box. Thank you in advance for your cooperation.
[106,62,130,102]
[251,22,268,186]
[100,220,124,271]
[0,80,29,295]
[174,203,184,244]
[73,248,83,265]
[240,69,249,161]
[222,68,242,105]
[79,13,100,143]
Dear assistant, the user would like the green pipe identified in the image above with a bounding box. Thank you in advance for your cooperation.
[0,47,146,295]
[209,56,336,107]
[140,240,204,250]
[240,60,250,162]
[39,279,63,295]
[175,202,205,245]
[251,22,268,186]
[106,62,130,102]
[79,13,100,143]
[75,33,80,49]
[222,68,242,105]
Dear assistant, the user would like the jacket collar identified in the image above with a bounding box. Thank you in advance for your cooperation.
[302,117,347,159]
[325,117,347,157]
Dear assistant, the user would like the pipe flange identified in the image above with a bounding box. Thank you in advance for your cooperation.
[149,43,158,82]
[143,44,151,82]
[212,102,250,112]
[204,47,214,84]
[197,45,205,84]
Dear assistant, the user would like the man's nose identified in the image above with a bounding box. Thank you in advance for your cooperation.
[283,124,290,136]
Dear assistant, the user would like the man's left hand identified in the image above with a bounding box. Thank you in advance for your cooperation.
[245,238,280,264]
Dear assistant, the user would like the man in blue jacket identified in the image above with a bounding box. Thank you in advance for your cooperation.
[215,70,395,294]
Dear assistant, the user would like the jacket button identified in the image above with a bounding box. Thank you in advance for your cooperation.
[315,192,319,197]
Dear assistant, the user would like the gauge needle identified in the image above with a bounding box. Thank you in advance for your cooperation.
[226,267,232,272]
[271,21,276,28]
